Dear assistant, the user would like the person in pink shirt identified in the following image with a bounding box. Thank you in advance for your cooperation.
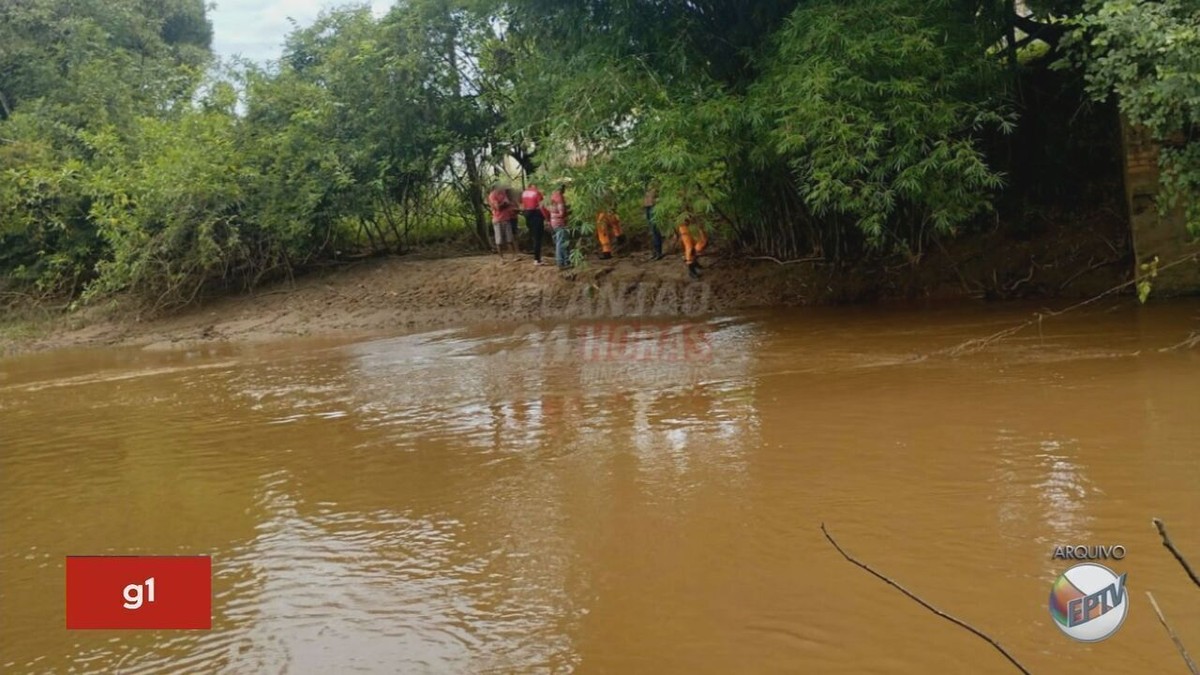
[521,183,546,265]
[487,184,519,258]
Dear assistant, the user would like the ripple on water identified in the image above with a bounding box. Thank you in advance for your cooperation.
[2,303,1199,673]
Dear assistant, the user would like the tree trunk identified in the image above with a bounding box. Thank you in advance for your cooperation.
[445,12,489,249]
[464,149,488,246]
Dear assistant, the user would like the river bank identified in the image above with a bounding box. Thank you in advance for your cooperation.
[0,216,1138,357]
[0,253,797,355]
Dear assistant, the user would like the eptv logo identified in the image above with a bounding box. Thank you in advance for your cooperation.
[1048,563,1128,642]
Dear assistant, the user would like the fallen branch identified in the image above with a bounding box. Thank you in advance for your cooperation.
[1160,331,1200,353]
[934,238,986,297]
[1154,518,1200,589]
[820,524,1031,674]
[940,320,1034,357]
[933,252,1200,357]
[1058,255,1123,291]
[1006,260,1037,294]
[250,289,295,300]
[1146,591,1200,675]
[747,255,824,265]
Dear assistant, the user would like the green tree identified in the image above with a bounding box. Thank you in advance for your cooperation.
[2,0,1195,309]
[754,0,1012,250]
[0,0,213,296]
[1064,0,1200,232]
[498,0,1015,259]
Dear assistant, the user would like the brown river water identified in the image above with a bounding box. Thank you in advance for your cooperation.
[1,300,1198,674]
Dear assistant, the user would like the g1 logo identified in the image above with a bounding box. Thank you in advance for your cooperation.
[123,577,155,610]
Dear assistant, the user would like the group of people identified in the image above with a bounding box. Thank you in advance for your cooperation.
[487,182,709,279]
[487,182,571,268]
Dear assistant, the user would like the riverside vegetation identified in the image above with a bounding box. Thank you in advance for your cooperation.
[1,0,1198,315]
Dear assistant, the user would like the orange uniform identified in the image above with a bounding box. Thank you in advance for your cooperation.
[677,217,707,264]
[596,211,623,255]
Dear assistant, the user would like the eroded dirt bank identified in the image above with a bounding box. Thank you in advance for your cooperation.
[2,254,808,354]
[0,224,1131,356]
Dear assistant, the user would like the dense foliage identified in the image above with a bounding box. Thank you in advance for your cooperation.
[1,0,1196,308]
[1064,0,1200,231]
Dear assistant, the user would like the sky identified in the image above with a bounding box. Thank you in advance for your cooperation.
[209,0,392,64]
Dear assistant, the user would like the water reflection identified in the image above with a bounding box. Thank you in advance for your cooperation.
[2,301,1199,673]
[327,318,763,461]
[192,316,764,671]
[991,432,1096,561]
[1035,440,1093,535]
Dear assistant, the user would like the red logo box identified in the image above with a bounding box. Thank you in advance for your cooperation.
[66,556,211,629]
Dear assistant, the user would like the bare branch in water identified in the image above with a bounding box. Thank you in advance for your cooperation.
[820,523,1031,675]
[747,255,824,265]
[1146,591,1200,675]
[934,252,1200,357]
[1159,331,1200,353]
[1154,518,1200,589]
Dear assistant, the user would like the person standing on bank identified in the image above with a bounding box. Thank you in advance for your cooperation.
[521,183,546,266]
[548,185,571,269]
[488,184,519,258]
[595,199,623,260]
[644,183,663,260]
[676,199,707,280]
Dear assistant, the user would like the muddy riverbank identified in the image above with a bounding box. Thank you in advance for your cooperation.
[1,220,1135,357]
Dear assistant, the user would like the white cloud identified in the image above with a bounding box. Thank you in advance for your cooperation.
[209,0,392,64]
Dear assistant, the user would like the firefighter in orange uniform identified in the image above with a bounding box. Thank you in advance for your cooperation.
[676,205,707,280]
[595,209,624,259]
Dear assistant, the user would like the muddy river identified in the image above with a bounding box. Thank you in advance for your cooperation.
[2,301,1198,673]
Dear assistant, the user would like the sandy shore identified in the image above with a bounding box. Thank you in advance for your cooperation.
[0,252,825,355]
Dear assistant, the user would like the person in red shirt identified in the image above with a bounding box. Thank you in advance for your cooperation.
[487,184,519,257]
[521,183,546,265]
